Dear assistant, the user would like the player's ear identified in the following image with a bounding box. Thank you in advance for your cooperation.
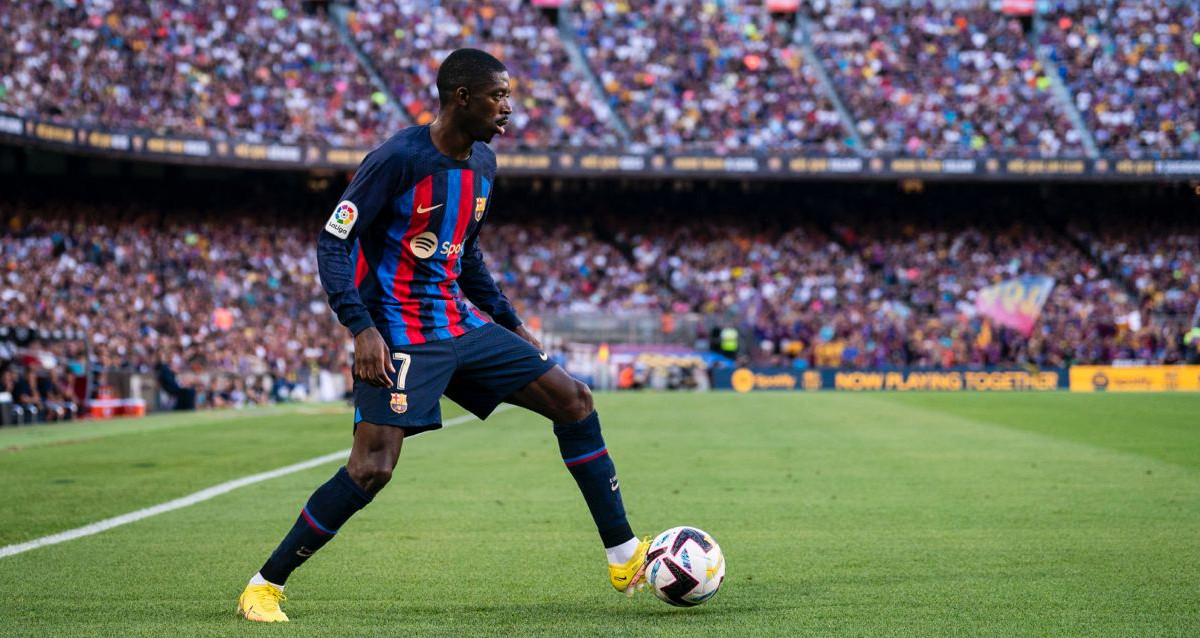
[455,86,470,107]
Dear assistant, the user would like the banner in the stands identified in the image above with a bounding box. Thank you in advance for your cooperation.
[1068,366,1200,392]
[712,368,1068,392]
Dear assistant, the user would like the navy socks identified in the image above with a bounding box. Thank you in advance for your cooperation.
[259,466,373,585]
[258,414,630,584]
[554,411,634,548]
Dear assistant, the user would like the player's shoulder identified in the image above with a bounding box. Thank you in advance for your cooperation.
[368,126,429,164]
[366,127,495,177]
[470,142,497,172]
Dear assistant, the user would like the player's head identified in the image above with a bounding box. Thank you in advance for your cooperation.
[436,48,511,142]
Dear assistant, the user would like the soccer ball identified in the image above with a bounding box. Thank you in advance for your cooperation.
[644,526,725,607]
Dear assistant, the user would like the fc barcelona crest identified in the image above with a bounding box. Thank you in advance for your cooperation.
[474,196,487,221]
[390,392,408,415]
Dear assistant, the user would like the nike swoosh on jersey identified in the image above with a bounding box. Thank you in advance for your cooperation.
[539,352,549,361]
[416,203,443,214]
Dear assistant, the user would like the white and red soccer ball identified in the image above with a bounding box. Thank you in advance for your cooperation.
[644,526,725,607]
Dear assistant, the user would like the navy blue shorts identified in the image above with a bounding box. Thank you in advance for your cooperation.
[353,323,555,435]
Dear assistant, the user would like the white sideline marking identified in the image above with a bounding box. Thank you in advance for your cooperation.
[0,408,503,559]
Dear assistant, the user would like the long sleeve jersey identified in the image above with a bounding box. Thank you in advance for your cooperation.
[317,126,521,346]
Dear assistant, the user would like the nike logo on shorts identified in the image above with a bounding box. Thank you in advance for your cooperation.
[539,352,548,361]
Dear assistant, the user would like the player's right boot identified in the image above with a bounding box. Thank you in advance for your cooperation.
[237,583,289,622]
[609,536,652,596]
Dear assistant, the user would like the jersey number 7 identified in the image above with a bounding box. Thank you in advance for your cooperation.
[392,352,412,390]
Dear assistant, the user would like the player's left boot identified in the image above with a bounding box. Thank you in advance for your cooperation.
[608,536,652,596]
[237,583,289,622]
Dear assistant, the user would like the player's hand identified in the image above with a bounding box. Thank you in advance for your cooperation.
[353,327,395,388]
[513,325,543,350]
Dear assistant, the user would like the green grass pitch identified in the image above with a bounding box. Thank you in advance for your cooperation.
[1,392,1198,637]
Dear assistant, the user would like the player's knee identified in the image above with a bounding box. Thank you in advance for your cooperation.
[563,379,594,423]
[346,461,393,495]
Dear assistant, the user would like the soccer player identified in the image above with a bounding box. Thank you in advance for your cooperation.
[237,49,649,622]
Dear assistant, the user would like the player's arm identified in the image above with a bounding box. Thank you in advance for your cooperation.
[458,225,540,348]
[316,147,405,387]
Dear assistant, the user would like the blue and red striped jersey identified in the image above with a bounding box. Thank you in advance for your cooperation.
[317,126,521,346]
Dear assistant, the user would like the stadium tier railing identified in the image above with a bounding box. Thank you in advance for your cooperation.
[3,113,1199,181]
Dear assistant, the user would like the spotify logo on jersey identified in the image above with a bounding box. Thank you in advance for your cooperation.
[410,231,439,259]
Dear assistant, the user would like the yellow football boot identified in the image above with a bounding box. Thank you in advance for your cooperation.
[237,583,289,622]
[608,536,652,596]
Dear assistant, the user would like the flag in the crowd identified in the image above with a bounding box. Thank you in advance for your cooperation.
[975,276,1056,337]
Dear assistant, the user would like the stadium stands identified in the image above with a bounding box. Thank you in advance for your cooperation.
[1,3,1198,417]
[3,1,1194,157]
[0,201,346,412]
[1039,0,1200,158]
[573,0,848,152]
[345,0,620,149]
[0,0,396,146]
[484,223,650,313]
[807,0,1083,157]
[1073,223,1199,320]
[604,215,1187,368]
[3,186,1194,405]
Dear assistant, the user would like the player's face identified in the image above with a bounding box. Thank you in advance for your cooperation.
[466,72,512,142]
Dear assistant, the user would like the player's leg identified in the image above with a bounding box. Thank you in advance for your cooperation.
[237,423,402,622]
[239,340,454,622]
[443,324,648,594]
[258,422,403,582]
[506,368,649,593]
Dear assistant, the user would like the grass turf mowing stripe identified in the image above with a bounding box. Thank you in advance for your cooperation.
[0,408,504,559]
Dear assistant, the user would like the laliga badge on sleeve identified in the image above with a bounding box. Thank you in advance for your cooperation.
[325,200,358,239]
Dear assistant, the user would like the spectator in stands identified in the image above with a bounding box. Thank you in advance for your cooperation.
[13,365,42,423]
[156,356,197,411]
[40,367,77,421]
[0,363,24,424]
[1186,324,1200,364]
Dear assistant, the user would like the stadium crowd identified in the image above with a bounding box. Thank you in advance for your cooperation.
[1073,223,1199,321]
[3,0,1195,158]
[573,0,847,152]
[0,0,396,146]
[2,186,1197,419]
[346,0,619,149]
[1039,0,1200,158]
[606,216,1194,369]
[0,335,82,424]
[808,0,1083,158]
[0,201,345,414]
